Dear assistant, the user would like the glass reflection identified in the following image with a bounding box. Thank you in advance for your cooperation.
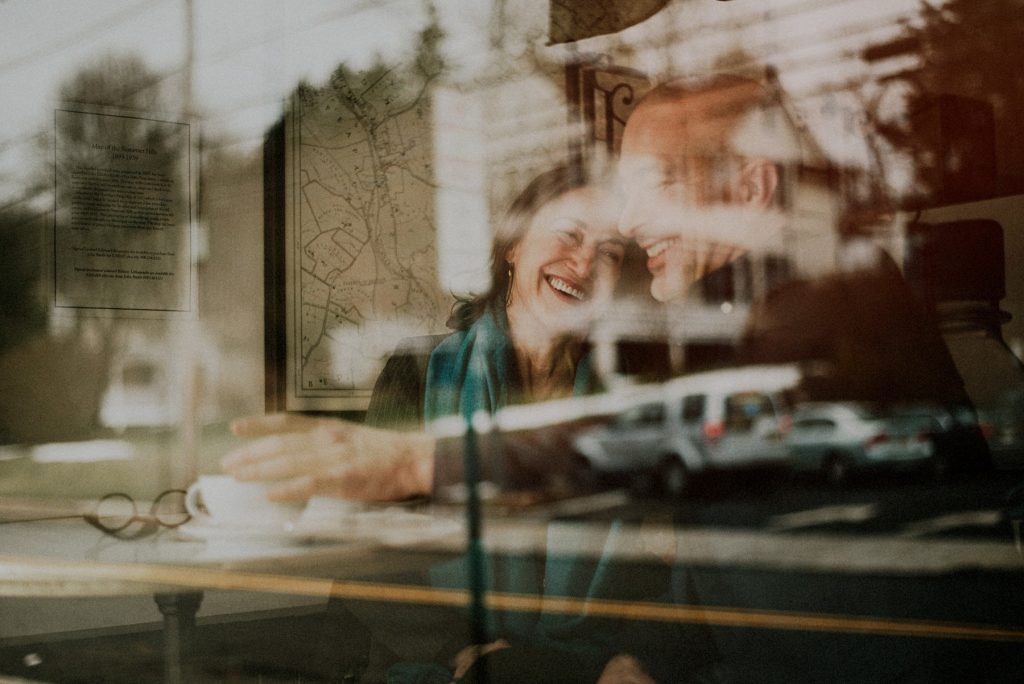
[1,1,1023,682]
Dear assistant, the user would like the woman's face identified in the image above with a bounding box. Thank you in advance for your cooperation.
[506,186,626,335]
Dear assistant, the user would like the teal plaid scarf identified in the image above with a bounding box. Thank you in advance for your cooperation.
[423,305,596,424]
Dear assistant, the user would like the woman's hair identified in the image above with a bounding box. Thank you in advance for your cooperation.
[447,163,600,330]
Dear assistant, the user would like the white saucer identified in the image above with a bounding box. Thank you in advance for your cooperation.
[174,520,310,545]
[176,509,464,547]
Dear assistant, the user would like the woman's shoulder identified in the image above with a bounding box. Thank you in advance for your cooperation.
[392,333,453,359]
[366,333,452,429]
[382,332,460,381]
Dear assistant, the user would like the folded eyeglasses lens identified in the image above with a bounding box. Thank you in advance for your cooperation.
[152,489,190,528]
[92,492,135,533]
[86,490,191,536]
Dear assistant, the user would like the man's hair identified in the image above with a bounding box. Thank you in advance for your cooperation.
[629,72,803,207]
[638,73,773,122]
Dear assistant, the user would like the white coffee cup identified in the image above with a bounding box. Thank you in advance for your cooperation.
[185,475,304,529]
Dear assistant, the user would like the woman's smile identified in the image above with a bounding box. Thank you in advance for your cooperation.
[506,185,625,337]
[545,274,588,302]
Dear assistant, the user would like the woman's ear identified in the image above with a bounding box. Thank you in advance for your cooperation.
[735,159,779,209]
[504,246,518,266]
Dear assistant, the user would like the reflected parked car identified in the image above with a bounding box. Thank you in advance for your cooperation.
[572,364,800,495]
[912,404,991,475]
[978,388,1024,469]
[785,402,941,485]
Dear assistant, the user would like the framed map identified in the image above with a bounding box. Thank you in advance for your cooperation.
[267,67,451,412]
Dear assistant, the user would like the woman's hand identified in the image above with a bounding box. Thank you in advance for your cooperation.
[221,413,436,502]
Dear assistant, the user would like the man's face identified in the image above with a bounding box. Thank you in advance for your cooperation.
[617,83,765,303]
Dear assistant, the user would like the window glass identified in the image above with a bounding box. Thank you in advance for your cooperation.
[2,2,1023,683]
[794,417,836,431]
[724,392,773,432]
[681,394,705,422]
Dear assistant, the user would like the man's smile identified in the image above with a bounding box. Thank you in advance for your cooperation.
[644,238,678,259]
[639,237,679,272]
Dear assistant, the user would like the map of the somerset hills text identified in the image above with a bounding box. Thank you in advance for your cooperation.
[286,69,450,409]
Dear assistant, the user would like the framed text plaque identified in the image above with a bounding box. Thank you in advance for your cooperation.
[53,108,195,315]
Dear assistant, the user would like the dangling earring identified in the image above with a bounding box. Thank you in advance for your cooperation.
[505,263,514,307]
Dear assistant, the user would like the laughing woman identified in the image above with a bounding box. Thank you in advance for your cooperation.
[364,164,642,683]
[366,163,627,431]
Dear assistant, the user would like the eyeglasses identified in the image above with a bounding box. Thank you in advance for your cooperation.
[84,490,191,539]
